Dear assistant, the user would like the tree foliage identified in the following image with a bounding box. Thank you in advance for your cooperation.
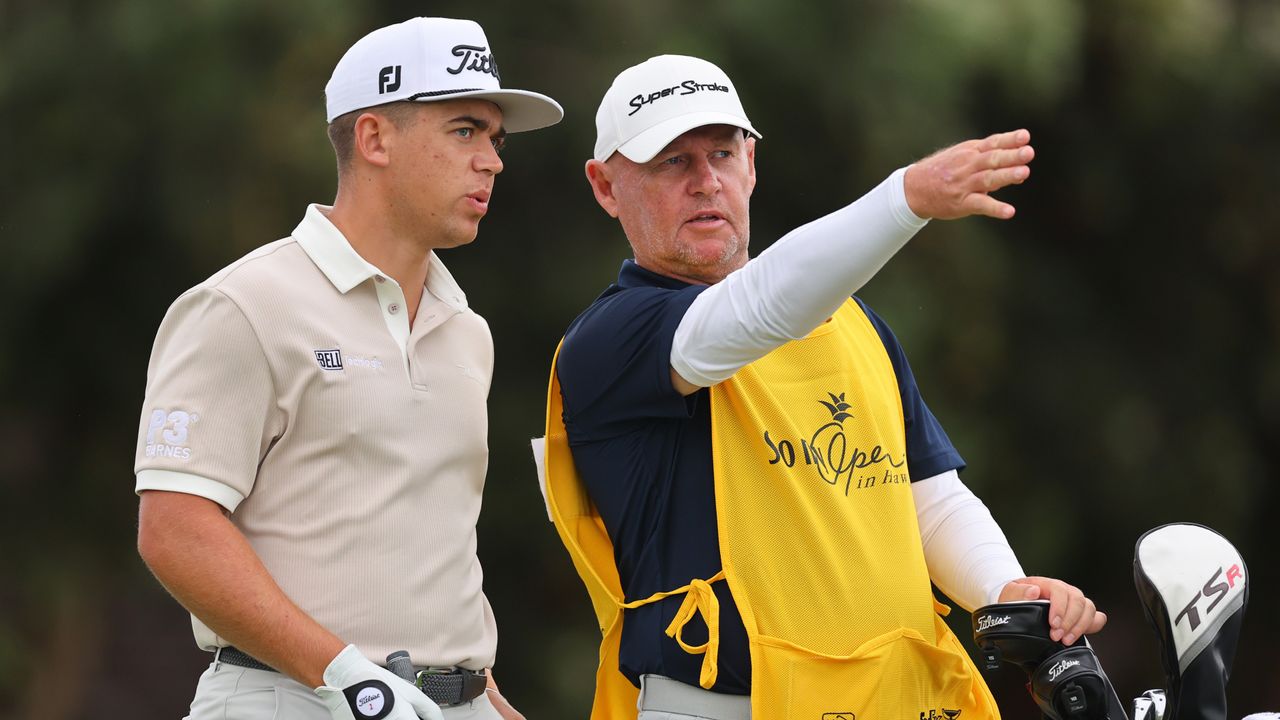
[1,0,1277,716]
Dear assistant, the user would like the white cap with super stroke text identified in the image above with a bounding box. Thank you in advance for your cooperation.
[325,17,563,131]
[593,54,761,162]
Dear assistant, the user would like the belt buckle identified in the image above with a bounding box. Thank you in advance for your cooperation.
[416,666,460,684]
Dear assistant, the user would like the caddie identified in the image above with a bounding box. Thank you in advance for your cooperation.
[541,54,1107,720]
[135,17,561,720]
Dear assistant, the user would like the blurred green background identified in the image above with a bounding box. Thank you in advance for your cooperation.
[2,0,1278,717]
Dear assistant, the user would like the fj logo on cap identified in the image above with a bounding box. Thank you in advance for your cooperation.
[315,349,344,371]
[378,65,401,94]
[448,44,500,80]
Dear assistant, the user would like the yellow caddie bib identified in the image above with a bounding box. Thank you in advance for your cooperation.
[544,299,999,720]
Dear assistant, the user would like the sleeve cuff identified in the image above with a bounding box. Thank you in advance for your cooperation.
[135,469,246,512]
[889,166,929,229]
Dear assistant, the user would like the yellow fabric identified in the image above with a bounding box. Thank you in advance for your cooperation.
[543,344,638,720]
[545,345,726,717]
[544,301,999,719]
[708,300,996,719]
[658,572,725,689]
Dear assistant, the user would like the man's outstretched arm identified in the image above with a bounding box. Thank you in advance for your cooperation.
[671,129,1035,395]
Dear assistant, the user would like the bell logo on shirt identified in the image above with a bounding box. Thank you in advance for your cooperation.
[315,348,344,371]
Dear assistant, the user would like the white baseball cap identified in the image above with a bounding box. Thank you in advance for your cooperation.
[593,55,761,163]
[325,17,563,132]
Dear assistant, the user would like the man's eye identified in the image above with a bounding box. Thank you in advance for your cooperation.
[455,127,473,138]
[661,156,683,166]
[712,150,732,159]
[491,137,506,153]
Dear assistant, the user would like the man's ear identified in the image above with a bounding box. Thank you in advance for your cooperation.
[745,135,757,195]
[584,159,620,218]
[353,112,393,169]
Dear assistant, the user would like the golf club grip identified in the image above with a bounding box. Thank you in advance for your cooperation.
[386,650,417,683]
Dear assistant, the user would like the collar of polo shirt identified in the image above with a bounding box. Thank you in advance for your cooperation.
[293,204,468,313]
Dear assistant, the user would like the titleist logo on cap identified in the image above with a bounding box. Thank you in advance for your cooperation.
[628,79,730,116]
[448,44,500,79]
[323,17,562,130]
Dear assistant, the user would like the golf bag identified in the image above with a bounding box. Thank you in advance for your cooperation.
[973,600,1129,719]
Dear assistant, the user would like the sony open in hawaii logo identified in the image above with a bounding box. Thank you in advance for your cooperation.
[761,391,908,496]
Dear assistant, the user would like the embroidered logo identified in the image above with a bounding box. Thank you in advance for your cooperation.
[145,408,198,461]
[821,714,856,720]
[378,65,401,94]
[315,349,344,371]
[447,44,500,79]
[628,78,730,116]
[976,614,1012,632]
[919,710,962,720]
[1048,658,1081,681]
[348,355,384,370]
[761,391,907,495]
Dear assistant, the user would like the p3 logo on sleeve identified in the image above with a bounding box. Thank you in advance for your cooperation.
[144,408,198,460]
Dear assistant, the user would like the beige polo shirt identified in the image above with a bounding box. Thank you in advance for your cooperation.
[135,204,497,670]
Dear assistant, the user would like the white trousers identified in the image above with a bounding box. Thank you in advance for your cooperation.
[184,659,503,720]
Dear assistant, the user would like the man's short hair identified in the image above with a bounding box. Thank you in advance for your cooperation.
[326,101,423,175]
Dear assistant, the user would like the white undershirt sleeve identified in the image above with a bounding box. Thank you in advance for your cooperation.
[912,469,1027,612]
[671,167,927,387]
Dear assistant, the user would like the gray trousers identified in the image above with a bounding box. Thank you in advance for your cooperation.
[636,675,750,720]
[184,659,503,720]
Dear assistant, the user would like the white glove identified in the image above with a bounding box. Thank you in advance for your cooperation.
[315,645,444,720]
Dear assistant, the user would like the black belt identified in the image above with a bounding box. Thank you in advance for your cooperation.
[217,647,275,672]
[216,647,488,707]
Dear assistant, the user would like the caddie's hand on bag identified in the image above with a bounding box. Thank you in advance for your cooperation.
[316,645,444,720]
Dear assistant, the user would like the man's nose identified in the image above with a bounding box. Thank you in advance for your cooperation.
[476,142,504,175]
[687,157,721,196]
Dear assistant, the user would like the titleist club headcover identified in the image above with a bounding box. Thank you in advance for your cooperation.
[1133,522,1248,720]
[973,600,1128,719]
